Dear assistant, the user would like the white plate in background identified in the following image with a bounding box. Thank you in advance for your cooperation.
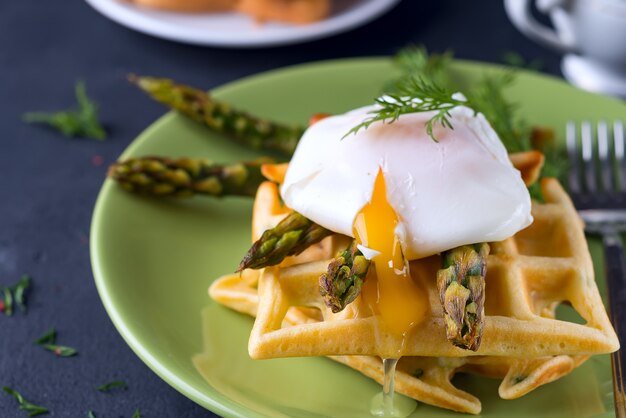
[84,0,401,47]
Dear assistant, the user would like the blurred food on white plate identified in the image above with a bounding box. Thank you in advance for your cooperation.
[125,0,331,24]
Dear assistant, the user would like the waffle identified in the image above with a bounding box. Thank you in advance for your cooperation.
[210,271,590,414]
[209,154,619,414]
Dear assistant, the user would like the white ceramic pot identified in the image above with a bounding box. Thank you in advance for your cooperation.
[504,0,626,98]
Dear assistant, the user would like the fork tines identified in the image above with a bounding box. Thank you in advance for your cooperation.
[566,120,626,209]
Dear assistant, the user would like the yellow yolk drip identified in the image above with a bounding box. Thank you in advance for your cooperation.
[354,170,429,336]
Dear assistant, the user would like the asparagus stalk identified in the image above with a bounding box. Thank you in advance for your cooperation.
[129,75,306,156]
[239,209,489,350]
[108,156,271,198]
[319,241,370,313]
[237,212,333,271]
[436,243,489,351]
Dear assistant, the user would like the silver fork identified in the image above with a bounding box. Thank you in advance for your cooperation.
[567,120,626,417]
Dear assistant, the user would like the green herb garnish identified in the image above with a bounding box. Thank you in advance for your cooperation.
[394,45,453,87]
[34,328,56,345]
[501,51,543,71]
[358,46,563,187]
[23,81,106,140]
[345,77,472,142]
[1,275,32,316]
[2,387,49,416]
[132,409,141,418]
[97,380,128,392]
[14,275,31,313]
[469,71,529,153]
[88,411,96,418]
[467,71,561,201]
[42,344,78,357]
[2,286,13,316]
[34,328,78,357]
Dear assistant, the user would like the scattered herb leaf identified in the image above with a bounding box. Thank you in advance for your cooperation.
[23,81,106,140]
[1,275,33,316]
[42,344,78,357]
[34,328,78,357]
[2,287,13,316]
[132,409,141,418]
[88,411,96,418]
[14,275,31,313]
[34,328,56,345]
[97,380,128,392]
[2,387,49,417]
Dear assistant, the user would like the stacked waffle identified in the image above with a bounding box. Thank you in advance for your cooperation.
[210,155,619,414]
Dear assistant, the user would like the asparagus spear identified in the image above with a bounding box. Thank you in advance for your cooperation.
[237,212,333,271]
[436,243,489,351]
[319,241,370,313]
[129,75,306,156]
[319,238,491,349]
[239,209,489,350]
[108,156,271,198]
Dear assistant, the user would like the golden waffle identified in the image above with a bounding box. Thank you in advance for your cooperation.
[233,178,618,360]
[210,272,590,414]
[209,154,619,414]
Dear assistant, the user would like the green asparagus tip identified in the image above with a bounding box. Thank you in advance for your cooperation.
[237,212,333,272]
[319,241,370,313]
[436,243,489,351]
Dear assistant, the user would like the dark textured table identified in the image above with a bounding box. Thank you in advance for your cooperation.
[0,1,563,417]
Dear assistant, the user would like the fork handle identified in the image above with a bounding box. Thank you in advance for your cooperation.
[603,231,626,417]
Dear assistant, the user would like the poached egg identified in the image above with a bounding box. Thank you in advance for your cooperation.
[280,103,532,335]
[282,104,532,258]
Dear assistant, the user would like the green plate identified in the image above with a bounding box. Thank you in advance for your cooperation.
[90,58,626,418]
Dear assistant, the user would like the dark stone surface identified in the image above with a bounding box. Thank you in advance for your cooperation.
[0,1,562,417]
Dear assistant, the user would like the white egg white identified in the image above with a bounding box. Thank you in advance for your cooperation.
[280,104,533,259]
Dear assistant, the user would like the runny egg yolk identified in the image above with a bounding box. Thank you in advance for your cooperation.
[353,169,429,336]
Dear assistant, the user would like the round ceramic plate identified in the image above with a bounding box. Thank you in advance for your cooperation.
[84,0,401,47]
[91,58,626,418]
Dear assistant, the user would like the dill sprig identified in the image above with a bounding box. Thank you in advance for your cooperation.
[23,81,106,140]
[345,77,471,142]
[394,45,453,87]
[2,387,49,417]
[348,45,564,200]
[373,46,563,187]
[469,71,530,153]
